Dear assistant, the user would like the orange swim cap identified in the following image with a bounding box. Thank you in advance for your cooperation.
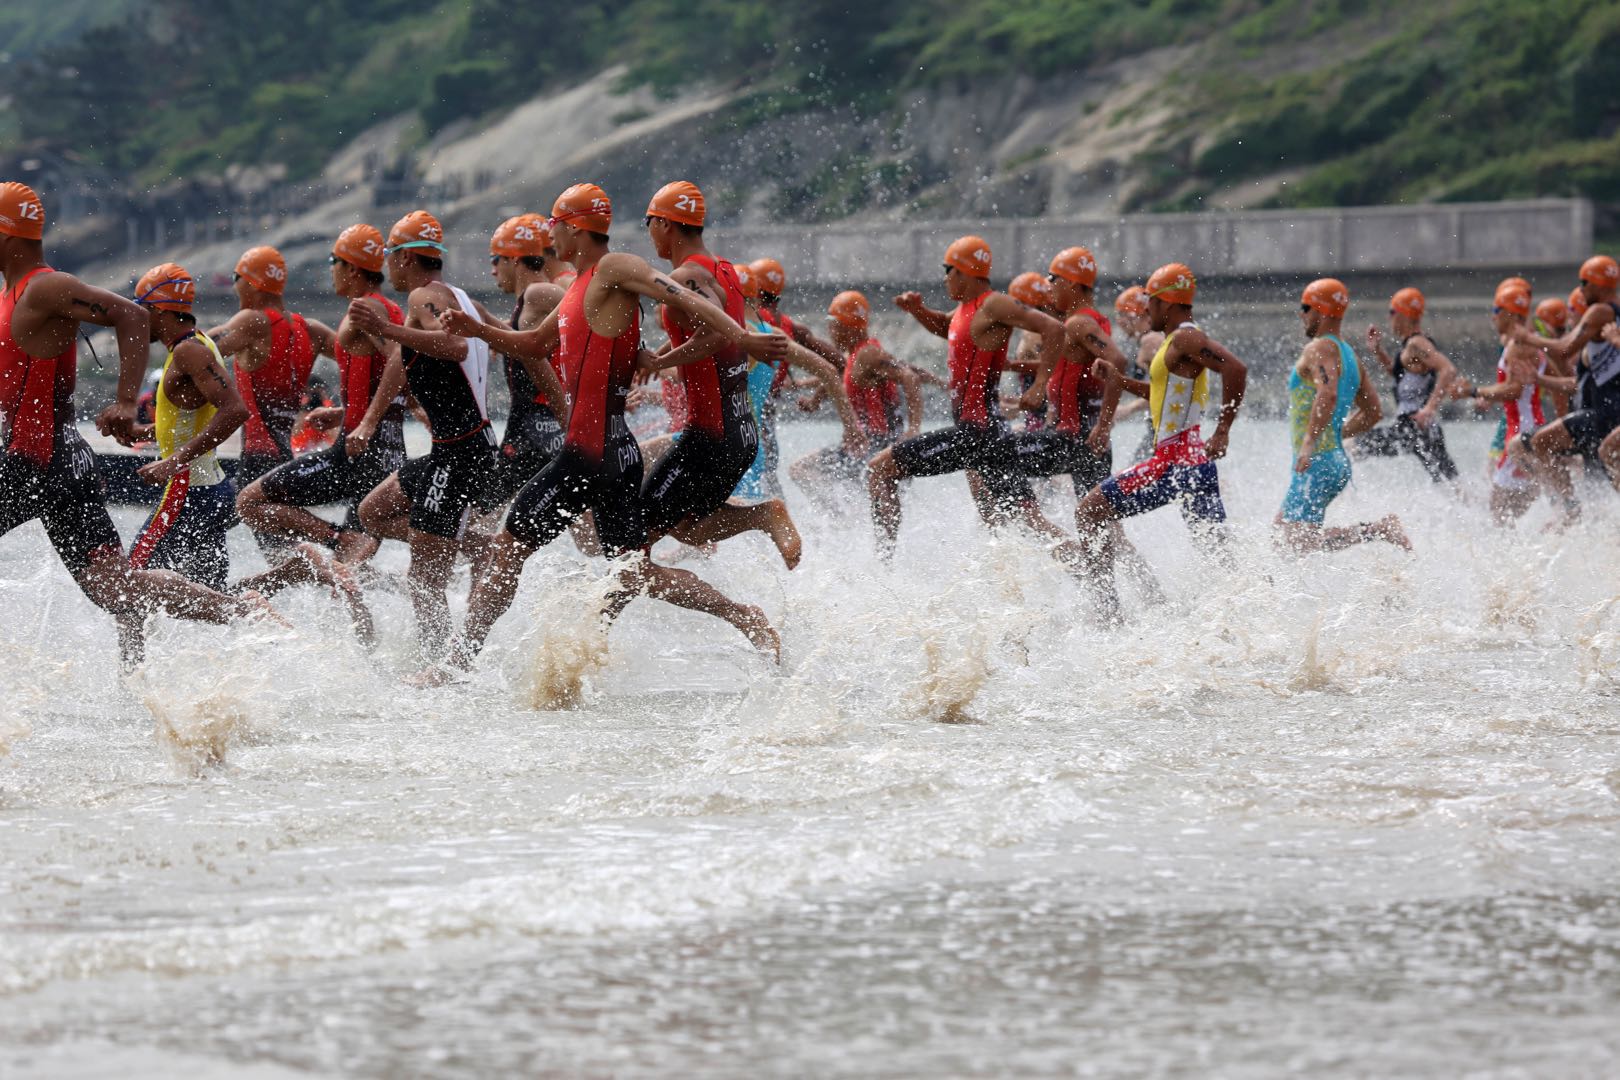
[1493,284,1531,317]
[490,213,551,259]
[734,262,760,300]
[550,183,612,234]
[1048,246,1098,287]
[1390,287,1425,319]
[828,290,871,329]
[1568,286,1590,318]
[0,181,45,240]
[332,224,386,273]
[134,263,196,313]
[386,210,446,257]
[1301,277,1350,318]
[751,258,787,295]
[645,180,706,227]
[1499,276,1532,297]
[234,246,288,294]
[1146,262,1196,305]
[944,236,993,279]
[1580,255,1619,289]
[1113,285,1148,316]
[1009,272,1053,309]
[1535,297,1568,333]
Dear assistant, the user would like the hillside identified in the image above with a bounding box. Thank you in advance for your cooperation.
[4,0,1619,226]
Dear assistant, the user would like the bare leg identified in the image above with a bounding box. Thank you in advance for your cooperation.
[1524,422,1579,524]
[668,500,802,569]
[570,511,603,558]
[237,479,378,563]
[1601,427,1620,493]
[638,562,779,660]
[1277,515,1410,553]
[233,544,375,646]
[406,529,460,658]
[359,473,413,543]
[1073,487,1122,621]
[438,528,540,673]
[1112,524,1166,605]
[867,448,903,557]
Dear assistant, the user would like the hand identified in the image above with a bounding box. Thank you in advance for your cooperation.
[1087,425,1111,455]
[902,425,921,440]
[1091,358,1115,381]
[1450,377,1472,399]
[742,332,787,363]
[1414,404,1436,428]
[346,423,373,458]
[635,347,661,374]
[437,306,482,339]
[346,299,387,336]
[893,291,925,315]
[1205,426,1231,460]
[302,406,343,432]
[796,395,820,413]
[95,401,140,446]
[1366,324,1382,349]
[1602,322,1620,349]
[137,456,187,485]
[1018,384,1047,411]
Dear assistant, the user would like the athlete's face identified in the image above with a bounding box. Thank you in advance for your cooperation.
[551,222,581,264]
[1117,309,1149,336]
[943,265,973,302]
[1300,304,1324,339]
[828,319,861,351]
[385,248,415,292]
[1147,295,1169,332]
[1490,308,1518,336]
[491,254,517,293]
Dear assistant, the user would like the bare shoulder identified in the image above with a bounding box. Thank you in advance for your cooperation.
[524,280,566,311]
[597,251,652,283]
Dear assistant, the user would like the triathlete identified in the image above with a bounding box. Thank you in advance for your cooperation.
[236,224,407,563]
[1074,263,1248,620]
[1512,255,1620,521]
[1276,278,1409,552]
[869,236,1066,554]
[788,290,922,509]
[430,182,788,680]
[346,210,511,656]
[1111,285,1160,461]
[206,245,317,550]
[1467,282,1550,523]
[1350,287,1459,483]
[0,182,264,666]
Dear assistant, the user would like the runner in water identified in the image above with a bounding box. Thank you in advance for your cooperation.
[1512,255,1620,520]
[1467,282,1550,523]
[206,245,316,550]
[1005,272,1054,430]
[428,182,787,680]
[1276,279,1409,552]
[788,290,922,509]
[0,182,266,666]
[346,210,512,656]
[1074,263,1248,621]
[869,235,1066,555]
[480,213,570,510]
[126,264,366,639]
[236,224,407,563]
[1350,287,1459,483]
[1111,284,1160,462]
[634,181,801,567]
[1534,296,1572,416]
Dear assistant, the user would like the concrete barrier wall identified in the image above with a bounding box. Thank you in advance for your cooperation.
[657,199,1595,287]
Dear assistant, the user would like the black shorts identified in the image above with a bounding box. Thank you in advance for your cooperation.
[1008,430,1112,495]
[506,443,646,557]
[257,434,402,530]
[641,429,754,537]
[235,450,291,490]
[1352,415,1458,482]
[486,405,566,508]
[1562,401,1620,458]
[890,423,1034,507]
[397,435,498,539]
[0,430,123,575]
[129,477,235,590]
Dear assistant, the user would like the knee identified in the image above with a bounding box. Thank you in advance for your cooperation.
[235,481,264,515]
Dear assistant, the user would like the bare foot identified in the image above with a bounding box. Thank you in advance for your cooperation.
[1377,514,1413,550]
[297,543,376,646]
[237,590,292,629]
[764,499,802,570]
[403,665,462,689]
[334,529,380,565]
[737,604,781,663]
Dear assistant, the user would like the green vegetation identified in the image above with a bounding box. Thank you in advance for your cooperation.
[3,0,1617,215]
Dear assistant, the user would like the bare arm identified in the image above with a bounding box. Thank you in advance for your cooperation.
[363,286,470,362]
[1170,327,1247,459]
[442,305,561,363]
[894,291,951,339]
[1408,337,1456,417]
[18,273,155,445]
[985,294,1065,401]
[599,253,785,362]
[790,322,844,365]
[786,341,865,452]
[345,347,408,458]
[1294,342,1339,471]
[138,341,247,483]
[206,309,271,371]
[1341,358,1383,440]
[305,318,338,359]
[1366,325,1396,374]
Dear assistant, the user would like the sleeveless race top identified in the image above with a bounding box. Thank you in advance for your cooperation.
[237,308,313,456]
[0,266,75,468]
[658,253,752,442]
[557,266,641,462]
[1148,322,1209,447]
[154,331,228,487]
[1577,319,1620,413]
[843,338,901,439]
[1393,334,1438,417]
[1288,332,1361,457]
[946,293,1005,428]
[1050,307,1112,438]
[337,293,405,438]
[1499,344,1544,442]
[402,284,492,445]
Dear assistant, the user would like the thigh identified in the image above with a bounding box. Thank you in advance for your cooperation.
[401,446,492,540]
[505,451,596,550]
[258,445,352,507]
[890,426,983,479]
[1174,463,1228,525]
[1008,430,1074,478]
[37,454,124,574]
[641,433,734,536]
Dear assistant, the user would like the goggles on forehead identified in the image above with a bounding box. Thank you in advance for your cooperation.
[383,240,446,255]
